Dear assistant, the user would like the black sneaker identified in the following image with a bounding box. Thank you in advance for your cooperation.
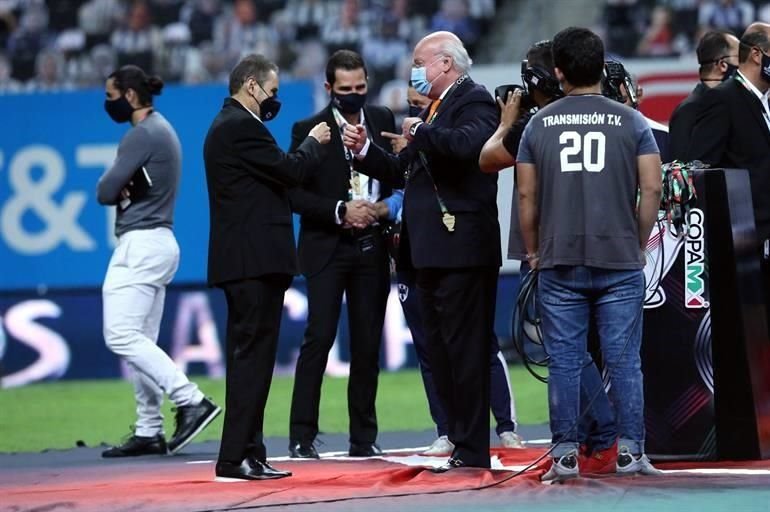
[102,433,167,458]
[167,397,222,454]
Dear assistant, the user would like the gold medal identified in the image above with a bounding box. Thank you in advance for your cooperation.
[350,173,361,197]
[442,212,456,232]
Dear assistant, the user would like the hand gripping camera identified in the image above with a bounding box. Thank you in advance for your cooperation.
[495,59,563,113]
[601,60,639,109]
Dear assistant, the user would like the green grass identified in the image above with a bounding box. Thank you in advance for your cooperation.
[0,367,548,453]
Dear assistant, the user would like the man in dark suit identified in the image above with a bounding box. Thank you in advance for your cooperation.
[688,23,770,261]
[343,31,501,471]
[287,50,395,459]
[204,54,331,480]
[669,30,739,160]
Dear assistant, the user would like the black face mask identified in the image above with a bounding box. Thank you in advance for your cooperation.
[104,95,134,123]
[331,92,367,115]
[251,82,281,121]
[723,62,739,81]
[259,95,281,121]
[760,50,770,84]
[408,105,423,117]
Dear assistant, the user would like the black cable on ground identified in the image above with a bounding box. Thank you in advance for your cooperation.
[194,301,646,511]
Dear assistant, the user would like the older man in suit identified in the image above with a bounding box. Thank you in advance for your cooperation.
[688,22,770,272]
[287,50,396,459]
[204,54,330,481]
[343,31,500,471]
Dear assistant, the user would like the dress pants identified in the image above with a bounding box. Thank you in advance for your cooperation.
[218,273,292,464]
[416,266,499,468]
[289,233,390,445]
[397,269,517,438]
[102,226,203,437]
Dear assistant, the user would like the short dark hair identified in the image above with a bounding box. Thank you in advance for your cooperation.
[228,54,278,96]
[108,65,163,106]
[552,27,605,88]
[325,49,367,86]
[739,30,770,63]
[697,31,735,74]
[527,40,554,71]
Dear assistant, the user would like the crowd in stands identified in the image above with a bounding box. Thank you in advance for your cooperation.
[604,0,770,58]
[0,0,498,106]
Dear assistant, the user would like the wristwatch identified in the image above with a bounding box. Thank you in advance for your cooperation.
[408,120,424,137]
[336,201,347,221]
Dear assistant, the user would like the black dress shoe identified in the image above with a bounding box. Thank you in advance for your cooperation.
[348,443,383,457]
[430,457,467,473]
[168,397,222,454]
[102,433,167,458]
[215,457,292,481]
[288,441,320,459]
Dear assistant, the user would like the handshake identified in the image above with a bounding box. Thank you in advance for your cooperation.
[341,199,388,229]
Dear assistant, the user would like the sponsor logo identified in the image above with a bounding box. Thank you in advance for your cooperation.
[685,208,709,309]
[397,283,409,303]
[643,212,686,308]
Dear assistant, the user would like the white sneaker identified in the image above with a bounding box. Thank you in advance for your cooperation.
[420,435,454,456]
[499,431,525,449]
[616,447,663,476]
[541,450,579,484]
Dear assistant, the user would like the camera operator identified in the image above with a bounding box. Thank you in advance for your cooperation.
[602,60,671,163]
[517,27,662,482]
[479,40,560,175]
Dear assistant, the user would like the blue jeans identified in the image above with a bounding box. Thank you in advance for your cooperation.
[577,350,617,452]
[539,266,645,457]
[520,261,616,452]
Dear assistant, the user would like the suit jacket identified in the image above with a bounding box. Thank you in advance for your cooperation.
[288,104,396,277]
[668,82,709,161]
[688,77,770,241]
[204,98,324,286]
[355,77,502,269]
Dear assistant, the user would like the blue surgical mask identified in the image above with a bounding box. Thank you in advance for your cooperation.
[410,57,444,96]
[411,66,431,96]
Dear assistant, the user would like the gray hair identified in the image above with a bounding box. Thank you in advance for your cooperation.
[228,54,278,95]
[437,37,473,73]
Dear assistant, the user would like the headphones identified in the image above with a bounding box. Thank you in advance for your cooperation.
[520,59,563,100]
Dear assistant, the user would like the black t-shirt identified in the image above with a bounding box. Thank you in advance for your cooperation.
[503,112,534,259]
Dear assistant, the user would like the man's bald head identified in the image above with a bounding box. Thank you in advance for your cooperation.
[744,22,770,36]
[411,31,472,99]
[739,22,770,63]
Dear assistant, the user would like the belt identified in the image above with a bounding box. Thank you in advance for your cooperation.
[340,225,379,239]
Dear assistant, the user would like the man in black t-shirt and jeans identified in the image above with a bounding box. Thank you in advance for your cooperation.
[479,40,617,475]
[516,27,663,483]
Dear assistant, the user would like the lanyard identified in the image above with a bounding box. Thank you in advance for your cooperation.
[410,75,469,232]
[332,107,374,200]
[734,74,770,129]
